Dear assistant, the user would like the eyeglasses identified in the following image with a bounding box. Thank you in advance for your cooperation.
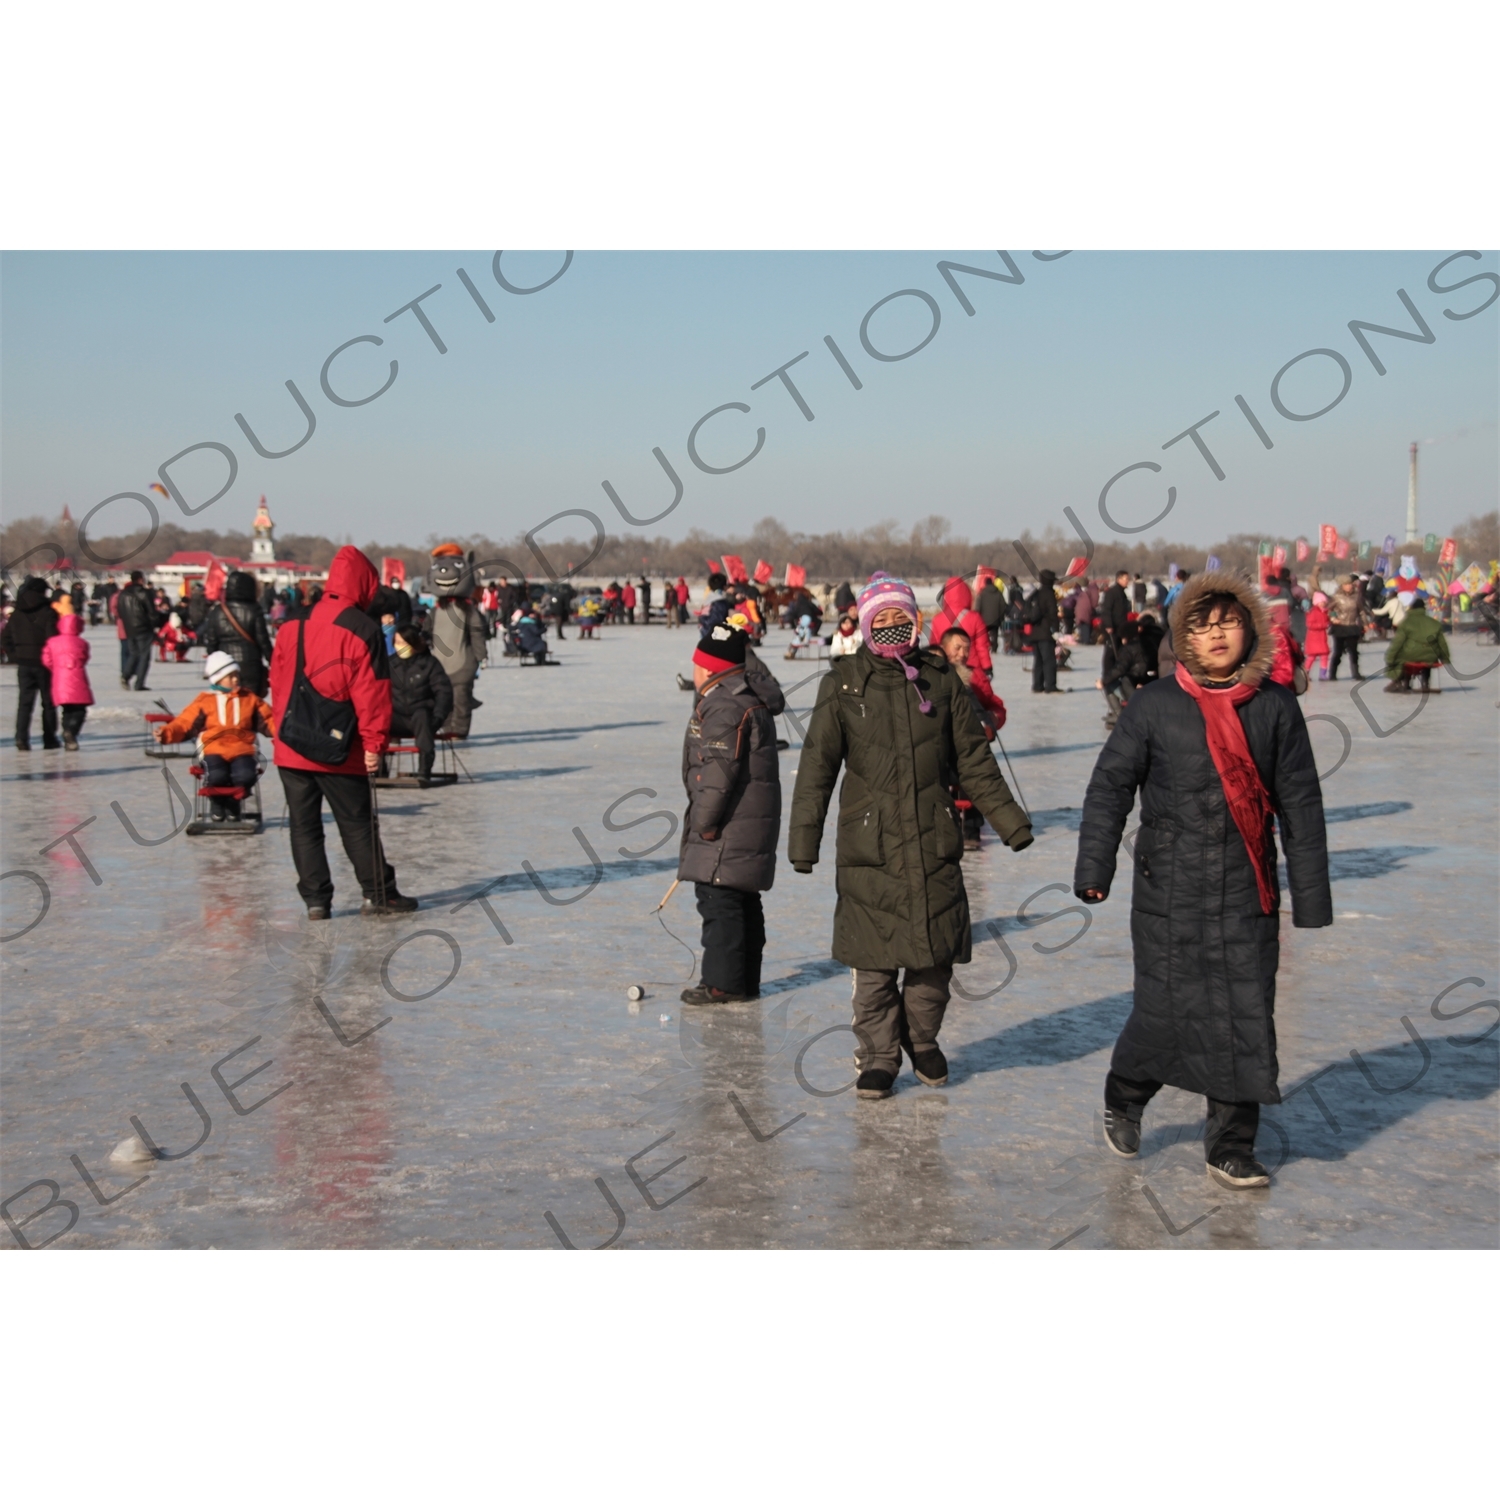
[1186,618,1246,637]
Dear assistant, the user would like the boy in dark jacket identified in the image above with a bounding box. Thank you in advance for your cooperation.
[789,574,1033,1099]
[2,576,61,749]
[389,625,454,784]
[679,616,782,1004]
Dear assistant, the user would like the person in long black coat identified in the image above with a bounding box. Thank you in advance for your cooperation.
[1074,569,1331,1189]
[199,571,274,697]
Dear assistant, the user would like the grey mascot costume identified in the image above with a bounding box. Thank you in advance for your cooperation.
[424,544,488,738]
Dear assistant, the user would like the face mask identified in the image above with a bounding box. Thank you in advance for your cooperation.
[395,639,415,659]
[868,617,917,655]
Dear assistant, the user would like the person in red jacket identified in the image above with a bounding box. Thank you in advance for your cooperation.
[930,575,1005,719]
[1304,591,1331,681]
[269,545,417,919]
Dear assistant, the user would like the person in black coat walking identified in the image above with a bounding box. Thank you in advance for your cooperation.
[388,625,453,784]
[1074,570,1331,1189]
[198,571,275,697]
[678,616,781,1004]
[1026,570,1060,692]
[115,570,164,689]
[2,577,61,748]
[1099,569,1131,645]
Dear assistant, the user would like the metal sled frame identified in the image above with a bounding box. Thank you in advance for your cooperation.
[374,731,473,788]
[184,754,265,836]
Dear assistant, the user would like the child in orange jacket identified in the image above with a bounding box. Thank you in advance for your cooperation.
[153,651,275,820]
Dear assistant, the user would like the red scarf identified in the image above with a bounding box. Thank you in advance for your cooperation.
[1174,663,1276,914]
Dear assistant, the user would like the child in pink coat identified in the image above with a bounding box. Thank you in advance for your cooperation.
[1304,592,1331,681]
[40,613,93,750]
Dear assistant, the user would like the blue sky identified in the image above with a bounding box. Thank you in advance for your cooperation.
[2,250,1495,550]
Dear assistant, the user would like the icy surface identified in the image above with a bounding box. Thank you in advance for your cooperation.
[2,626,1497,1249]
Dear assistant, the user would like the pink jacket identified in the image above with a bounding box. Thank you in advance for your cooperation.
[41,614,94,704]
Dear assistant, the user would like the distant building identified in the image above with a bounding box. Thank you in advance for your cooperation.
[149,496,324,594]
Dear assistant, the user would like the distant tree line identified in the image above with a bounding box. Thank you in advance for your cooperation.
[4,509,1496,585]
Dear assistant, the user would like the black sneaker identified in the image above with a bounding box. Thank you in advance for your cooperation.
[1207,1157,1271,1189]
[361,893,419,915]
[856,1068,896,1100]
[680,985,745,1005]
[43,739,61,749]
[306,906,330,921]
[209,802,228,822]
[912,1046,948,1087]
[15,741,30,752]
[1103,1108,1141,1157]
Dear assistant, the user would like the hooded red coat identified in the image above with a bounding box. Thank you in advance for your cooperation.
[929,576,993,674]
[269,546,391,774]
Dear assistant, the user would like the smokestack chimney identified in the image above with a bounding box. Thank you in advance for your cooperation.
[1405,441,1419,544]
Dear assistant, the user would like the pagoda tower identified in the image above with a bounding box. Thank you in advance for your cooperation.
[251,496,276,565]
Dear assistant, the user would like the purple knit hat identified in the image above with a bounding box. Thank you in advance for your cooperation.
[856,572,933,714]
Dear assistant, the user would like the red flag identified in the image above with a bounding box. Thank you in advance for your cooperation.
[1334,537,1349,560]
[753,559,773,584]
[1064,556,1088,578]
[721,555,749,584]
[1271,545,1287,570]
[1295,539,1309,562]
[204,559,227,601]
[382,557,406,587]
[1319,523,1337,554]
[705,558,720,577]
[784,563,807,590]
[1438,536,1457,567]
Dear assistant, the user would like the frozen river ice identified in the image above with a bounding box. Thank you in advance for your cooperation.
[2,624,1497,1249]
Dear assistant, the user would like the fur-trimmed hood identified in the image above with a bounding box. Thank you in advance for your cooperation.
[1170,570,1275,687]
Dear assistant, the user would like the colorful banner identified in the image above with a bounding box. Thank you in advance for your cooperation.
[1382,534,1396,553]
[1424,533,1440,553]
[720,555,749,584]
[1257,540,1273,557]
[1271,546,1287,569]
[1295,538,1310,562]
[784,563,807,589]
[1319,524,1338,554]
[1438,537,1457,568]
[1334,537,1349,560]
[1358,541,1371,558]
[1206,553,1222,571]
[752,559,773,584]
[1064,556,1089,578]
[204,559,227,601]
[1374,554,1390,576]
[381,557,406,587]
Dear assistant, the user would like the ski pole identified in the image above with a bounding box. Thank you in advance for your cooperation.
[368,770,388,907]
[653,878,681,913]
[995,733,1030,817]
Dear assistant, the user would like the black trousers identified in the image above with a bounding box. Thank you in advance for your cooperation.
[1328,632,1363,679]
[15,663,58,746]
[1105,1070,1260,1162]
[123,633,154,688]
[1031,637,1057,692]
[60,704,88,736]
[390,708,435,779]
[205,753,257,788]
[279,767,397,907]
[694,883,765,997]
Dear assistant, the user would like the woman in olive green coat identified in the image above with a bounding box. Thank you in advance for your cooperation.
[788,574,1032,1098]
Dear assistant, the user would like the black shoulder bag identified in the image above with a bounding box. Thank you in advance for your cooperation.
[277,617,359,764]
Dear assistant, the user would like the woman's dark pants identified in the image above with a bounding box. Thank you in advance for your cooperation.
[1105,1070,1260,1162]
[694,883,765,997]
